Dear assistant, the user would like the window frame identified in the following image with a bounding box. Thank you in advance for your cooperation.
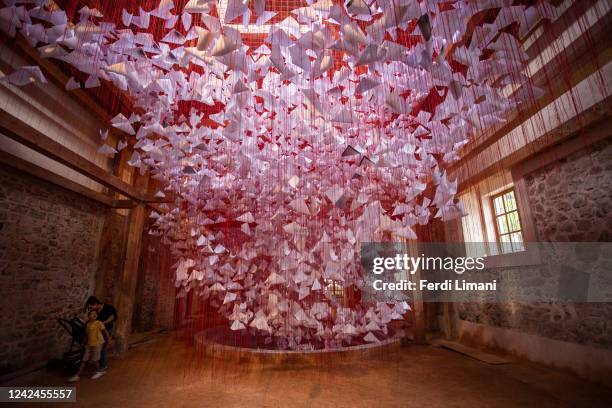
[324,279,344,301]
[490,188,525,254]
[457,172,541,268]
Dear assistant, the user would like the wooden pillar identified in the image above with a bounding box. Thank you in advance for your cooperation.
[441,218,464,340]
[94,147,132,301]
[113,171,149,353]
[394,234,427,345]
[407,239,427,345]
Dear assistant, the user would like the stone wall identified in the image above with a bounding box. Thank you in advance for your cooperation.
[0,165,107,375]
[526,137,612,242]
[455,137,612,350]
[457,301,612,349]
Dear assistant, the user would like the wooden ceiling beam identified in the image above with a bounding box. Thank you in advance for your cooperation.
[456,96,612,193]
[0,109,163,203]
[523,0,599,58]
[0,149,136,208]
[0,31,118,125]
[0,32,167,205]
[450,16,612,173]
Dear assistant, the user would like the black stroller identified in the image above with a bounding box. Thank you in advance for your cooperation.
[47,317,86,375]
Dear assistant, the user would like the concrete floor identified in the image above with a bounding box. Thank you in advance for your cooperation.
[7,333,612,408]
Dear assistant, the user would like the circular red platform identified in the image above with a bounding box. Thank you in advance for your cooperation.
[194,328,405,365]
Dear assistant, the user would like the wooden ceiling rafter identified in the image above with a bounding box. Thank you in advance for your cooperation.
[0,3,170,206]
[0,149,135,208]
[449,12,612,173]
[456,95,612,193]
[0,109,166,203]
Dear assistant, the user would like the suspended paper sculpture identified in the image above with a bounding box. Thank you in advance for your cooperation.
[2,0,562,349]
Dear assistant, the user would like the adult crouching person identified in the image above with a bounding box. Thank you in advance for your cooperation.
[85,296,118,372]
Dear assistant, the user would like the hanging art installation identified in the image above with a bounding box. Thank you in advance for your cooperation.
[1,0,559,349]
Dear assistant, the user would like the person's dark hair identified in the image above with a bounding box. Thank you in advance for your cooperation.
[85,296,102,311]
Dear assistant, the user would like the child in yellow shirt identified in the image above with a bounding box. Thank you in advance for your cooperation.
[69,310,109,382]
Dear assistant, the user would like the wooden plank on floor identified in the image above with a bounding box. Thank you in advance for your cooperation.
[432,339,512,365]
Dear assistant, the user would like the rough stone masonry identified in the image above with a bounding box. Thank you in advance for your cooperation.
[0,164,106,375]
